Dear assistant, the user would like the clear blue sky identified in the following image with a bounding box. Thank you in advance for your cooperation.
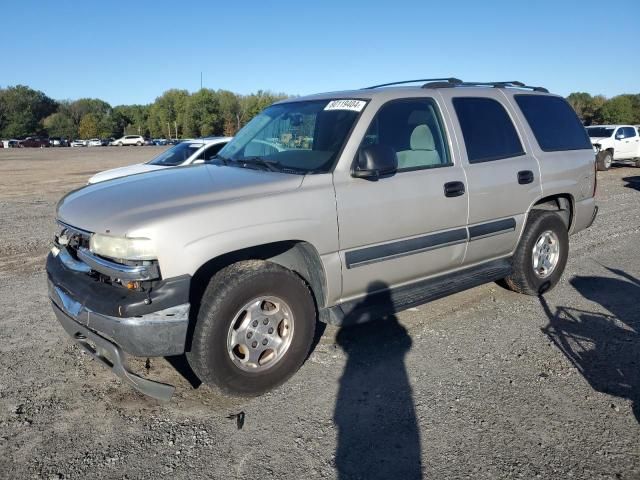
[1,0,638,105]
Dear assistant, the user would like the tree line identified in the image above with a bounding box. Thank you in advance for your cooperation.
[0,85,287,140]
[1,85,639,141]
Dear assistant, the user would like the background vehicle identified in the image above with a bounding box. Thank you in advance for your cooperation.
[153,138,168,146]
[2,139,21,148]
[87,138,103,147]
[49,137,69,147]
[587,125,640,170]
[20,136,50,148]
[70,139,87,147]
[144,138,154,146]
[48,79,597,400]
[87,136,231,183]
[111,135,145,146]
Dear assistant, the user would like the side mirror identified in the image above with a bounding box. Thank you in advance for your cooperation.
[616,133,625,140]
[352,144,398,180]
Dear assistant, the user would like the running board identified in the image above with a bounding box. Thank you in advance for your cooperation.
[323,258,512,326]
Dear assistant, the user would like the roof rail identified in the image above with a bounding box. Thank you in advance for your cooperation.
[422,79,549,93]
[363,78,463,89]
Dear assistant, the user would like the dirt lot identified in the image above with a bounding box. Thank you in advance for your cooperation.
[0,147,638,479]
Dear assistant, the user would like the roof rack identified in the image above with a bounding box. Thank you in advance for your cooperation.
[421,79,548,93]
[363,78,463,89]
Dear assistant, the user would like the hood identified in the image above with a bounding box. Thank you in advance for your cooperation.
[589,137,610,144]
[57,164,304,235]
[87,163,165,184]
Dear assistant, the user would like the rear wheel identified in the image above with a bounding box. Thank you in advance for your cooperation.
[117,142,123,147]
[596,150,612,171]
[635,158,640,168]
[136,141,142,146]
[187,260,317,396]
[502,210,569,296]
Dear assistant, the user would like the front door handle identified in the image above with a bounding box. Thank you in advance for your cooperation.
[444,181,465,197]
[518,170,534,185]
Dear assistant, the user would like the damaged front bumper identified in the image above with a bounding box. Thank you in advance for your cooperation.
[47,250,191,400]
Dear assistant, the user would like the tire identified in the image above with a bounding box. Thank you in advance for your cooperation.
[136,141,142,146]
[502,210,569,296]
[596,150,612,171]
[117,142,123,147]
[187,260,317,396]
[635,158,640,168]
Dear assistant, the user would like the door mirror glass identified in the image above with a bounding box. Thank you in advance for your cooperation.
[616,132,625,140]
[352,144,398,180]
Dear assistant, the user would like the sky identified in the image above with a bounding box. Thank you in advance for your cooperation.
[1,0,638,106]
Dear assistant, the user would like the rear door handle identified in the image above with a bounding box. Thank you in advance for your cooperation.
[518,170,534,185]
[444,181,465,197]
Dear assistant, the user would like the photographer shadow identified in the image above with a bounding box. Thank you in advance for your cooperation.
[541,267,640,422]
[333,281,422,479]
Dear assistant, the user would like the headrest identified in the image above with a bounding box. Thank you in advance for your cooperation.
[410,124,435,150]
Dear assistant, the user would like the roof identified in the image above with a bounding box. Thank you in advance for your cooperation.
[277,79,556,104]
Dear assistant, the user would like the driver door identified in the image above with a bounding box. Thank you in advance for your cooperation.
[334,97,468,302]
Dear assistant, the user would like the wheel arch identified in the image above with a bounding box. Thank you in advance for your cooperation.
[189,240,327,321]
[530,193,574,231]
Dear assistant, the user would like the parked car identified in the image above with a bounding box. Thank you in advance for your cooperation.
[153,138,168,146]
[49,137,69,147]
[47,78,597,400]
[586,125,640,170]
[20,136,50,148]
[87,137,231,184]
[70,139,87,147]
[144,138,155,146]
[111,135,145,146]
[87,138,104,147]
[2,139,21,148]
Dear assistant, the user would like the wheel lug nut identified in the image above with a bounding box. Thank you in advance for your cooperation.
[252,341,257,348]
[247,332,252,338]
[268,327,274,334]
[263,319,269,325]
[262,339,268,345]
[252,320,258,327]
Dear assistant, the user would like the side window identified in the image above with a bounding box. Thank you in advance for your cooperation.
[361,98,451,170]
[453,97,524,163]
[202,142,226,160]
[624,127,636,138]
[615,128,625,139]
[515,95,592,152]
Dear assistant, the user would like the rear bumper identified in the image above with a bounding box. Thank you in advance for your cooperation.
[571,197,598,235]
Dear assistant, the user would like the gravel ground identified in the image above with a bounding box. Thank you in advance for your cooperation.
[0,147,638,479]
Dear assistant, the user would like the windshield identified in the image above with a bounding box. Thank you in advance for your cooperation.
[217,99,366,174]
[586,127,615,138]
[148,142,203,166]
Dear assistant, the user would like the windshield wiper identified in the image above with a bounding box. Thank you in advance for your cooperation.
[239,157,281,172]
[208,154,230,165]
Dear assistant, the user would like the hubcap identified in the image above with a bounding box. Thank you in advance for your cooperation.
[532,230,560,279]
[605,154,612,168]
[226,296,294,372]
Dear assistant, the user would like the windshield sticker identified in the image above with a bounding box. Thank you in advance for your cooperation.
[324,99,367,112]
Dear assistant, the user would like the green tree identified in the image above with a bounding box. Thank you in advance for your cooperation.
[217,89,241,136]
[0,85,57,138]
[148,89,189,138]
[600,96,634,124]
[43,112,76,138]
[78,113,99,138]
[184,89,222,137]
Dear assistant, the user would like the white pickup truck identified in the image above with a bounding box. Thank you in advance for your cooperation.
[586,125,640,170]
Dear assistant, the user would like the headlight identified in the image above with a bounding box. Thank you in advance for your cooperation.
[89,234,156,261]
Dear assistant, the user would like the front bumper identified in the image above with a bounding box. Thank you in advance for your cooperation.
[47,251,191,400]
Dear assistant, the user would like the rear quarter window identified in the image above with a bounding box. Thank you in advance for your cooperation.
[515,95,592,152]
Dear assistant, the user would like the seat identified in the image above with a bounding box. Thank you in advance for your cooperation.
[396,124,441,169]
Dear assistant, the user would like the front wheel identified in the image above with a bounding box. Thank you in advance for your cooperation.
[187,260,317,396]
[136,141,142,146]
[117,142,123,147]
[596,150,612,171]
[502,210,569,296]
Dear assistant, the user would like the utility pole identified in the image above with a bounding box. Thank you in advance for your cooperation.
[200,71,203,90]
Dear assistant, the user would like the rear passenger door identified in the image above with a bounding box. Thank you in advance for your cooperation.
[445,91,542,265]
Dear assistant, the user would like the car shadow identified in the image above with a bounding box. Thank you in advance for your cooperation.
[333,281,422,479]
[540,268,640,422]
[622,176,640,191]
